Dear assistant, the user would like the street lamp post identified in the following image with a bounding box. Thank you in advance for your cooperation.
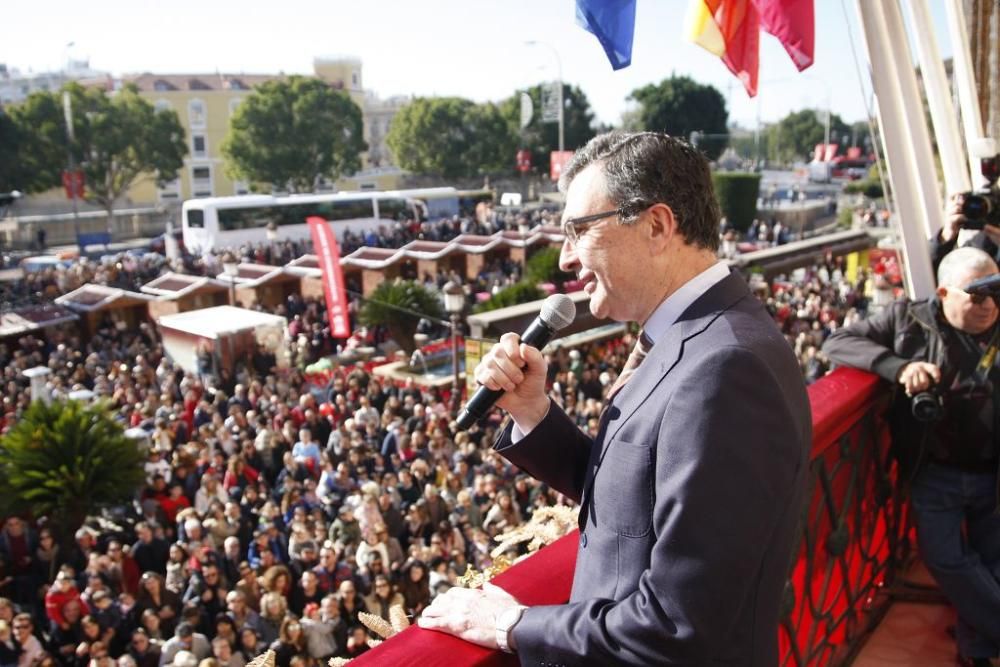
[222,252,239,306]
[442,281,465,415]
[525,40,564,153]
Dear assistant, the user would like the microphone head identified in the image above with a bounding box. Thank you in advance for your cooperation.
[539,294,576,331]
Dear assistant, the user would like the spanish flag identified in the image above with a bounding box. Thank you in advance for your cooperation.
[685,0,814,98]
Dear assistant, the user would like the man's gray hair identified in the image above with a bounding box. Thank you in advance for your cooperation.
[558,131,721,251]
[937,246,998,287]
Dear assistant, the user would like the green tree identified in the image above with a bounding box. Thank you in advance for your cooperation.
[223,76,366,192]
[4,91,69,194]
[766,109,851,163]
[628,76,729,160]
[9,83,187,223]
[0,110,23,193]
[473,281,545,313]
[0,399,145,545]
[712,172,761,233]
[387,97,517,178]
[499,84,597,169]
[524,246,572,288]
[359,280,444,355]
[465,102,521,177]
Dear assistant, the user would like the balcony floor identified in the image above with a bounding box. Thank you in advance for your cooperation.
[853,563,959,666]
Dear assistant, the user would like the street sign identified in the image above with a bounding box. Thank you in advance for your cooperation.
[541,80,561,122]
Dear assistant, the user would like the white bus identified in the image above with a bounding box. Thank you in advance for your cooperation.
[389,187,494,220]
[181,192,417,254]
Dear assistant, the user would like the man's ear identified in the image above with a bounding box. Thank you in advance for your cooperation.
[646,204,677,250]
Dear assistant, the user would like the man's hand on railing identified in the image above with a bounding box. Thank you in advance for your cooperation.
[417,582,522,651]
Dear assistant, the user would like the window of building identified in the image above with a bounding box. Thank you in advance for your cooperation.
[155,99,172,112]
[229,98,242,117]
[158,178,181,202]
[352,72,358,87]
[188,99,206,128]
[192,134,207,158]
[191,165,213,198]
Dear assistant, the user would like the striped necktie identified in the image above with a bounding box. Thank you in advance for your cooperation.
[607,329,654,401]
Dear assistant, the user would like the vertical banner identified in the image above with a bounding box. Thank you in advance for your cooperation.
[464,338,496,393]
[306,216,351,339]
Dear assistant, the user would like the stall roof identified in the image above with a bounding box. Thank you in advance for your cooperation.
[0,304,79,338]
[141,272,229,298]
[214,263,291,287]
[157,305,287,339]
[56,284,154,312]
[284,255,322,277]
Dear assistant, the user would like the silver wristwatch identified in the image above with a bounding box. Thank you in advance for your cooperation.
[495,605,528,653]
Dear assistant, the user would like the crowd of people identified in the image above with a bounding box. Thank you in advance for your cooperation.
[0,200,893,667]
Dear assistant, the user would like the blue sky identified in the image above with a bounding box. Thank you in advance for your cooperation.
[2,0,953,128]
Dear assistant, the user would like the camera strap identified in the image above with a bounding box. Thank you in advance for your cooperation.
[975,325,1000,382]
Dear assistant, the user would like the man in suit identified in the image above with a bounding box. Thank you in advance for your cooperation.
[418,131,812,664]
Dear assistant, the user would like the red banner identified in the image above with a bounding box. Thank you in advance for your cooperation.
[62,170,85,199]
[306,216,351,339]
[549,150,574,182]
[516,149,532,173]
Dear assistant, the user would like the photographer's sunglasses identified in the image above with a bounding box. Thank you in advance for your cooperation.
[960,288,990,305]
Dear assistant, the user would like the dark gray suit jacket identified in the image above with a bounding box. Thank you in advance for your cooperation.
[495,272,812,666]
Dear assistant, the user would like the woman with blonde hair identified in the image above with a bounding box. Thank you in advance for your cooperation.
[257,592,287,647]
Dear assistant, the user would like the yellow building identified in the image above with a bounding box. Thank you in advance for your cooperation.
[125,57,406,205]
[125,72,279,204]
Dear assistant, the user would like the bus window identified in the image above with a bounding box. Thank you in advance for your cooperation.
[325,199,375,221]
[275,204,313,227]
[187,209,205,228]
[218,206,277,231]
[378,197,410,221]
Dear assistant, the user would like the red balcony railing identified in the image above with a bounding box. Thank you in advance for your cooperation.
[354,367,903,666]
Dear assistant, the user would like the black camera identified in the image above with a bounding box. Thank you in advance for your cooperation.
[911,388,944,423]
[960,152,1000,230]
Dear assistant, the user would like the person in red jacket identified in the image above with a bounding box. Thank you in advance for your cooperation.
[44,568,88,631]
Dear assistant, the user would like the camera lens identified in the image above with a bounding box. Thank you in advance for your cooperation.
[962,194,992,220]
[911,392,943,422]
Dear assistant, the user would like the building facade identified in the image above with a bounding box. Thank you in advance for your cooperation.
[123,57,408,205]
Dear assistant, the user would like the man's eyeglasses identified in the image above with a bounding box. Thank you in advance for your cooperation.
[959,286,992,305]
[561,209,620,244]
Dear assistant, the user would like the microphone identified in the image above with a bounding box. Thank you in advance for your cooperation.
[455,294,576,430]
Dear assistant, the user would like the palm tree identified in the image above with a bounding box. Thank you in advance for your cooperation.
[359,279,444,355]
[0,399,146,545]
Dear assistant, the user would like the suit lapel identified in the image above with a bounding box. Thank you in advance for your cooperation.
[582,273,752,511]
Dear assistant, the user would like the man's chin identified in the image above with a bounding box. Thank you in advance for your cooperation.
[589,295,609,320]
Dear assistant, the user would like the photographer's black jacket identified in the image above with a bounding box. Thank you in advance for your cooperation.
[823,297,998,474]
[930,229,1000,273]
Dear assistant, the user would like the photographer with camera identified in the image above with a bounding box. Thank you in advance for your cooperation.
[930,152,1000,273]
[822,247,1000,667]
